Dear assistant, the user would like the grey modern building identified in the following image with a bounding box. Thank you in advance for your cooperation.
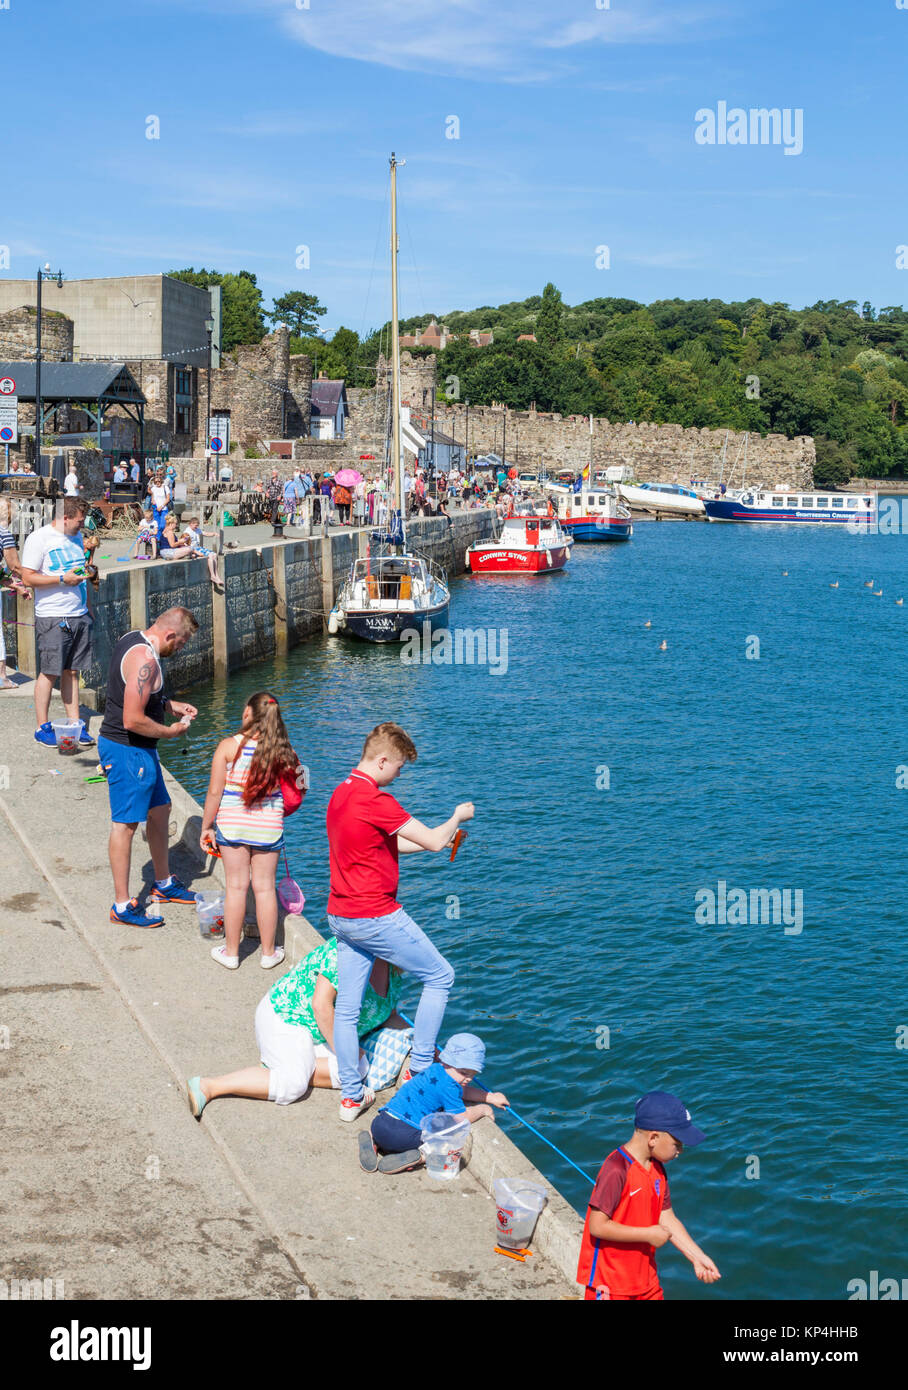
[0,275,220,367]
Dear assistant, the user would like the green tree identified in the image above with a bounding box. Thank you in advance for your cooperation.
[267,290,326,337]
[168,267,266,351]
[220,271,266,350]
[536,282,564,348]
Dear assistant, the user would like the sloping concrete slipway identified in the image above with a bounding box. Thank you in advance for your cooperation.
[0,684,583,1301]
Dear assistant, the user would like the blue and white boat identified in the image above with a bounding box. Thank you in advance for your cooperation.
[704,488,876,526]
[547,482,633,542]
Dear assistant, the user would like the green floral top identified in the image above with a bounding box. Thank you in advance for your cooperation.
[268,936,401,1044]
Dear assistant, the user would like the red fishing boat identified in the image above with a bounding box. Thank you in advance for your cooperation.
[465,508,572,575]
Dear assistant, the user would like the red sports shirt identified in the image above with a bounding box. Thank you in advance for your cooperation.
[576,1148,672,1298]
[326,770,412,918]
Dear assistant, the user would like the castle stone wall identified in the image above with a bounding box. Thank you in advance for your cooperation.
[344,352,816,489]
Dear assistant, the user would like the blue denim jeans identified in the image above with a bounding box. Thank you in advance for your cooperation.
[328,907,454,1101]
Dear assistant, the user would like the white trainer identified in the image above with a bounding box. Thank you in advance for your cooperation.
[210,944,239,970]
[339,1088,375,1122]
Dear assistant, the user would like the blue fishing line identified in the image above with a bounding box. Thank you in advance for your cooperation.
[398,1010,595,1187]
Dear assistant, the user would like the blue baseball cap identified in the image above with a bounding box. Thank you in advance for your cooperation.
[634,1091,706,1147]
[440,1033,486,1073]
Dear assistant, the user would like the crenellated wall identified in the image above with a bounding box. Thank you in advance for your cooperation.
[342,352,816,489]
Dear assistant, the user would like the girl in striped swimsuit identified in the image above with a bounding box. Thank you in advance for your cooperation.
[200,691,304,971]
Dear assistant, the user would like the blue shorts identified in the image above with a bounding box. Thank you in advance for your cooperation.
[98,737,171,825]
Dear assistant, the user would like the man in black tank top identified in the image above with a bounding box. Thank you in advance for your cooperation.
[97,606,201,929]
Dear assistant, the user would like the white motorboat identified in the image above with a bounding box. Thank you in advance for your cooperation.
[618,482,706,516]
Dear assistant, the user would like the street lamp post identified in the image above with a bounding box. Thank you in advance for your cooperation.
[204,316,214,483]
[34,263,63,475]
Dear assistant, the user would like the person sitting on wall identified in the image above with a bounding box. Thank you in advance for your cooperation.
[130,510,158,561]
[158,513,194,561]
[179,516,224,590]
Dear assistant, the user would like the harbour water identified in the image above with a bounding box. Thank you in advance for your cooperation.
[162,512,908,1300]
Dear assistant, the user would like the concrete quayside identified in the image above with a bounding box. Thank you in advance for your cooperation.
[0,680,585,1299]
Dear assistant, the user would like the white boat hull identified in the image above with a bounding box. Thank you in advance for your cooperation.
[618,484,705,516]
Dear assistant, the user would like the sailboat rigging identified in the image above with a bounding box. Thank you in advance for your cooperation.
[328,153,451,643]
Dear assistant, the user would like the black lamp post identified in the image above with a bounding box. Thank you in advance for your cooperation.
[35,263,63,475]
[204,315,214,483]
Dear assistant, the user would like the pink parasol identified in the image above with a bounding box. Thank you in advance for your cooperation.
[334,468,363,486]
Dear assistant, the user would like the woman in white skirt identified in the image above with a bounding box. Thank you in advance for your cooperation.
[185,935,408,1117]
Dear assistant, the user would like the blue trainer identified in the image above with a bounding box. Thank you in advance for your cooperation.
[148,877,196,905]
[78,723,96,747]
[34,722,57,747]
[110,899,164,929]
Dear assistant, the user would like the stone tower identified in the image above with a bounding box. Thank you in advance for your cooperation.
[0,305,74,361]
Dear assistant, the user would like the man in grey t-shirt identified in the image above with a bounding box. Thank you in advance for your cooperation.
[20,497,95,747]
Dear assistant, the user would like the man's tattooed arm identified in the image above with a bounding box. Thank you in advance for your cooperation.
[135,661,154,704]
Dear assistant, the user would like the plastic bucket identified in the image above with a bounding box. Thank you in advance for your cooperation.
[195,890,225,940]
[52,720,81,754]
[493,1178,548,1249]
[420,1112,471,1181]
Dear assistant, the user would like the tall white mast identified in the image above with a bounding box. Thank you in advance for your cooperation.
[389,152,404,530]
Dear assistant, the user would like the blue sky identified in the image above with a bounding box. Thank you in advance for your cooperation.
[3,0,907,335]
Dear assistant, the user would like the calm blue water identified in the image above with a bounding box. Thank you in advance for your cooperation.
[163,511,908,1299]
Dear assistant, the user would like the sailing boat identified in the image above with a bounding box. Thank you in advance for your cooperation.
[328,153,451,643]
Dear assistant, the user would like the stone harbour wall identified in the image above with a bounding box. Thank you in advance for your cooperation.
[11,510,497,698]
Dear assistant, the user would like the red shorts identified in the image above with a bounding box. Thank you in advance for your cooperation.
[584,1283,664,1301]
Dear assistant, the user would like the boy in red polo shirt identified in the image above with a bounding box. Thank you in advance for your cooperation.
[326,722,474,1122]
[578,1091,721,1300]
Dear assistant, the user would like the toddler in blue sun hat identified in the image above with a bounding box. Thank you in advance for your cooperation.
[357,1033,509,1175]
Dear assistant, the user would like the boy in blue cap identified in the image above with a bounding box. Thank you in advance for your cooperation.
[577,1091,721,1300]
[358,1033,509,1174]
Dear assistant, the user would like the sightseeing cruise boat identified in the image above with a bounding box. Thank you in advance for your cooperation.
[704,488,877,526]
[618,481,705,516]
[547,482,633,541]
[465,509,572,575]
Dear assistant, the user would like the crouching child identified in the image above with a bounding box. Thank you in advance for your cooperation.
[358,1032,508,1175]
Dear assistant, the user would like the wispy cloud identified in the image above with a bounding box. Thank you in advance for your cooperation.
[201,0,732,82]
